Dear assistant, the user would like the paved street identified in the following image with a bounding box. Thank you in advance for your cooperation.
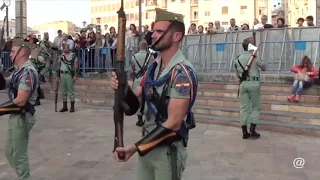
[0,97,319,180]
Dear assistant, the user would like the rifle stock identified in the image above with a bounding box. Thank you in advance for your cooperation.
[113,0,126,160]
[54,80,59,112]
[237,48,259,97]
[55,62,61,112]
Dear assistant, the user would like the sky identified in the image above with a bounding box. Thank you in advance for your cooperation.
[0,0,91,27]
[0,0,282,27]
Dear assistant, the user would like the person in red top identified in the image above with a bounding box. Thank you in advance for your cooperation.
[287,55,319,102]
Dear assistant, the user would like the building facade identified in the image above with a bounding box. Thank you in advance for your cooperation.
[90,0,273,33]
[32,21,77,41]
[0,20,16,38]
[282,0,317,27]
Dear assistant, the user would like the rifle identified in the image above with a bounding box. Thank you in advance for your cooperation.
[113,0,126,160]
[237,47,259,97]
[55,62,61,112]
[0,16,6,69]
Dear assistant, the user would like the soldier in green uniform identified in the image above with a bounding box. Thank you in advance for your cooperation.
[0,38,39,180]
[56,43,78,113]
[110,8,198,180]
[234,38,267,139]
[38,32,53,82]
[130,40,153,127]
[28,38,45,106]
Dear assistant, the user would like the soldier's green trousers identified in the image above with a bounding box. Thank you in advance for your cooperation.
[136,141,187,180]
[239,81,261,125]
[60,73,75,102]
[39,55,51,76]
[5,113,36,180]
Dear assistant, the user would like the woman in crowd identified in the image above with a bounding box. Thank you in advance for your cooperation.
[106,27,117,67]
[287,55,319,102]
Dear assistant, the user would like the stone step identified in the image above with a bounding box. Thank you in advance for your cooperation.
[198,89,320,104]
[198,82,320,96]
[193,105,320,126]
[46,87,320,105]
[42,80,320,97]
[76,96,320,115]
[196,97,320,114]
[194,114,320,137]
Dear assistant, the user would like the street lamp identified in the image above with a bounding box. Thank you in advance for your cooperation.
[3,0,10,37]
[82,21,86,28]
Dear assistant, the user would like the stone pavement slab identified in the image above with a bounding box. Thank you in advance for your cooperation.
[0,96,319,180]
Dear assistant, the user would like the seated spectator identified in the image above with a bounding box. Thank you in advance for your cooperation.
[287,55,319,102]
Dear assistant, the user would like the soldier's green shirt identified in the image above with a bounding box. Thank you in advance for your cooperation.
[235,51,265,78]
[9,60,38,105]
[58,52,78,72]
[144,50,197,133]
[132,50,149,89]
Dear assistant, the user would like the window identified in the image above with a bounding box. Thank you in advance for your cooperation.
[222,6,228,15]
[259,7,266,15]
[181,0,185,3]
[193,11,198,19]
[205,11,210,16]
[240,6,247,15]
[222,22,228,25]
[171,0,175,2]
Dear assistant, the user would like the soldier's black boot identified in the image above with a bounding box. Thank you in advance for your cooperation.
[241,125,250,139]
[250,124,261,139]
[60,102,68,112]
[136,115,144,127]
[39,75,46,83]
[35,97,41,106]
[70,102,75,113]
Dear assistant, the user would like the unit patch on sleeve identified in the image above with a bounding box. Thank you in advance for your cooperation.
[173,73,191,96]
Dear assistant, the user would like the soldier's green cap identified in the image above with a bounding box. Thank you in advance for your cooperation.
[155,8,184,24]
[12,38,35,49]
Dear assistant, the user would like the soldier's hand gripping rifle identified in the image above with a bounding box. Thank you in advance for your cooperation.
[237,44,259,97]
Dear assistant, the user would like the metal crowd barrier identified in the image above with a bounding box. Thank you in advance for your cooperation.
[1,41,318,76]
[184,40,320,73]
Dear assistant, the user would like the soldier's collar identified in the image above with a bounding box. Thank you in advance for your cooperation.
[156,50,184,78]
[243,51,252,54]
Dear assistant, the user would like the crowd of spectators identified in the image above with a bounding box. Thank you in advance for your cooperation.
[187,15,316,35]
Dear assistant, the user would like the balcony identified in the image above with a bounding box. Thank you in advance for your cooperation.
[144,1,167,11]
[191,0,198,6]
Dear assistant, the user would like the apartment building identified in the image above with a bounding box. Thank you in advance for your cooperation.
[282,0,317,26]
[90,0,273,33]
[32,21,77,42]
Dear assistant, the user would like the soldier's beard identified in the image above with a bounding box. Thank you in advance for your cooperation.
[153,42,171,52]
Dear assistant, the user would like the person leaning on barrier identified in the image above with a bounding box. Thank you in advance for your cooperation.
[56,43,78,113]
[234,38,266,140]
[0,38,39,180]
[287,55,319,103]
[110,8,198,180]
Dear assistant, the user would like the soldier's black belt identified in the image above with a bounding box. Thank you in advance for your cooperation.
[60,70,69,74]
[244,77,259,81]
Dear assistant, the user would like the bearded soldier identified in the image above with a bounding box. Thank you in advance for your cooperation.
[0,38,39,180]
[110,8,198,180]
